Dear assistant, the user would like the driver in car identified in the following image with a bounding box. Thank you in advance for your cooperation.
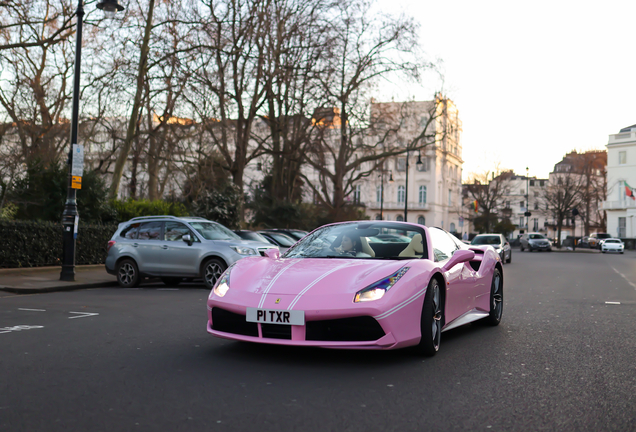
[334,233,371,258]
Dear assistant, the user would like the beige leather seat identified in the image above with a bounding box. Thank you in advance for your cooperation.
[360,236,375,257]
[399,234,424,258]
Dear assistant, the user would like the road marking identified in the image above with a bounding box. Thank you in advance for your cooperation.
[605,301,621,305]
[68,312,99,319]
[609,265,636,290]
[18,308,46,312]
[0,325,44,334]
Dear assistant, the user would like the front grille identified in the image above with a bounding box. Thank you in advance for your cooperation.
[211,307,258,337]
[306,317,385,342]
[261,324,292,339]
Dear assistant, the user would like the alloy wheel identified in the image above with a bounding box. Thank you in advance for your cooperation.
[431,283,442,350]
[492,272,503,320]
[205,262,224,287]
[118,263,135,286]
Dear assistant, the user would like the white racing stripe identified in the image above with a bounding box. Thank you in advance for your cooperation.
[257,260,301,308]
[287,261,365,310]
[374,288,427,320]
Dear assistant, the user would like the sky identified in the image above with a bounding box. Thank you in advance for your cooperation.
[376,0,636,180]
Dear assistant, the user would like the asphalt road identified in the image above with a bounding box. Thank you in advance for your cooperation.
[1,251,636,431]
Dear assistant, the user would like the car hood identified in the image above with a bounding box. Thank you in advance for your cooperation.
[228,258,410,295]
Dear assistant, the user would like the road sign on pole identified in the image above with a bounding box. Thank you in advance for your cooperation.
[71,144,84,177]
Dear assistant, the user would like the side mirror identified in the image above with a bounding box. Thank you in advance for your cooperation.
[182,234,193,246]
[265,248,280,260]
[442,249,475,272]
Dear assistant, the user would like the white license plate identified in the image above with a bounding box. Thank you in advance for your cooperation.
[246,308,304,325]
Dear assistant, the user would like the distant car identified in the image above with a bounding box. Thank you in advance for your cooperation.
[519,233,552,252]
[261,229,308,241]
[589,233,612,249]
[578,236,590,248]
[257,231,297,253]
[601,238,624,254]
[234,230,272,244]
[106,216,277,288]
[471,234,511,263]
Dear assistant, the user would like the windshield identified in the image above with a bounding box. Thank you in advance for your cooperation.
[605,239,620,243]
[283,222,426,260]
[471,235,501,245]
[265,233,296,247]
[597,233,611,239]
[529,234,546,239]
[189,222,240,241]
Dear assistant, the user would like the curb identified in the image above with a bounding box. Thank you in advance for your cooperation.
[0,280,118,295]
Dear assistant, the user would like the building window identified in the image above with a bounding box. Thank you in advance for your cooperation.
[376,185,383,203]
[353,185,361,204]
[619,151,627,165]
[618,217,626,237]
[418,216,425,225]
[419,186,427,204]
[396,157,406,172]
[520,201,524,210]
[397,185,405,203]
[534,202,539,210]
[520,189,524,195]
[530,180,535,186]
[540,180,545,187]
[505,201,510,209]
[396,215,404,222]
[533,218,539,231]
[519,217,524,228]
[448,189,452,206]
[450,222,456,233]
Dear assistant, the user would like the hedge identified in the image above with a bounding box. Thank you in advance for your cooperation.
[0,221,118,268]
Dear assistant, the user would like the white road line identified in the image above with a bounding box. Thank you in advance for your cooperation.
[609,265,636,290]
[605,301,621,305]
[0,325,44,334]
[18,308,46,312]
[68,312,99,319]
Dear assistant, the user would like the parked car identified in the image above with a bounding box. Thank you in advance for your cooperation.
[234,230,273,245]
[519,233,552,252]
[261,229,308,241]
[106,216,277,288]
[601,238,624,254]
[589,232,612,249]
[257,231,297,253]
[207,221,503,356]
[471,233,511,263]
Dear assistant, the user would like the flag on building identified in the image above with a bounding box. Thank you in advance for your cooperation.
[473,200,479,213]
[625,181,635,200]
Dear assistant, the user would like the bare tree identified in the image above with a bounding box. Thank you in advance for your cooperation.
[464,168,514,233]
[542,171,583,247]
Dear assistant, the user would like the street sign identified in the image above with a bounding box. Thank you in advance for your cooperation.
[71,176,82,189]
[71,144,84,177]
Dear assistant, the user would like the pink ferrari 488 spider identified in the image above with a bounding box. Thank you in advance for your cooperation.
[207,221,503,355]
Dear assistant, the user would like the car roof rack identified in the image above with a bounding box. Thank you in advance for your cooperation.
[127,215,210,222]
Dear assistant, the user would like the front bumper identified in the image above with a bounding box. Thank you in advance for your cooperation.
[207,291,424,350]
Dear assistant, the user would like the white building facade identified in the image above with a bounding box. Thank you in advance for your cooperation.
[602,124,636,239]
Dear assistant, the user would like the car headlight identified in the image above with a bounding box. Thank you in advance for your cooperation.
[354,267,410,303]
[213,271,231,297]
[231,246,257,256]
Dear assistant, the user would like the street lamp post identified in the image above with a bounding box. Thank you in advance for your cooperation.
[378,169,393,220]
[60,0,124,282]
[525,166,529,233]
[403,149,423,222]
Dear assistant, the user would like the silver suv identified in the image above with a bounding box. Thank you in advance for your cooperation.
[519,232,552,252]
[105,216,276,288]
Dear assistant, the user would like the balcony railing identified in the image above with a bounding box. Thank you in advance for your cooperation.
[368,202,429,210]
[602,200,636,210]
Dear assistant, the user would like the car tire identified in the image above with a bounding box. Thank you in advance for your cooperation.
[520,245,525,252]
[602,251,606,253]
[117,259,140,288]
[202,258,227,289]
[620,252,624,254]
[484,268,503,326]
[161,277,182,287]
[506,253,511,264]
[416,277,443,356]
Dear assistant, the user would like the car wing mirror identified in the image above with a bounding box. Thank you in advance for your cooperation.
[442,250,475,272]
[182,234,193,246]
[265,248,280,259]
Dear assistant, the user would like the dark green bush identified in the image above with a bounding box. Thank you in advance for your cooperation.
[110,199,189,222]
[0,221,117,268]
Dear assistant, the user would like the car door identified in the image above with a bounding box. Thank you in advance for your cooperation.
[162,221,202,276]
[429,228,475,323]
[136,221,165,275]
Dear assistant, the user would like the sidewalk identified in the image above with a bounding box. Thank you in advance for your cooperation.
[0,265,117,294]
